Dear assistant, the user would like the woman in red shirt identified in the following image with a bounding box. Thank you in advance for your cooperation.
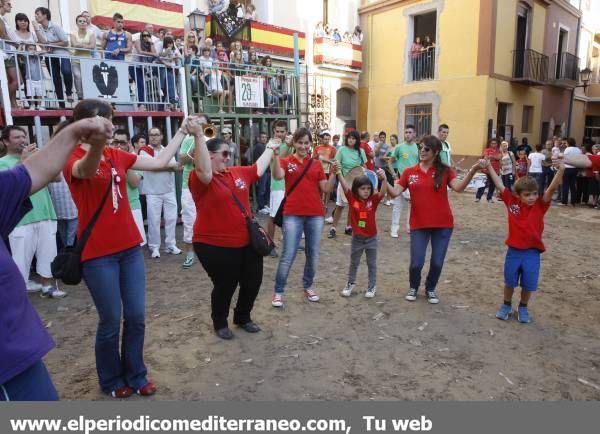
[388,135,484,304]
[189,127,276,340]
[270,127,338,307]
[64,99,197,398]
[475,138,502,203]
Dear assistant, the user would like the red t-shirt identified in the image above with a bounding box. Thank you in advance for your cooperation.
[589,154,600,171]
[64,146,142,262]
[483,147,501,174]
[398,164,457,230]
[345,190,382,236]
[280,155,327,216]
[360,141,375,171]
[189,166,258,248]
[501,188,550,252]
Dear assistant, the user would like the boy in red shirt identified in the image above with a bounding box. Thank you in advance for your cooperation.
[334,167,387,298]
[484,158,565,323]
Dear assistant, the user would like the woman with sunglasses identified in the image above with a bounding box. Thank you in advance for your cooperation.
[64,99,199,398]
[189,123,277,340]
[133,30,157,109]
[386,136,485,304]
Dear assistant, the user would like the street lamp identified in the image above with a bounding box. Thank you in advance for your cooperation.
[188,9,208,40]
[577,67,593,91]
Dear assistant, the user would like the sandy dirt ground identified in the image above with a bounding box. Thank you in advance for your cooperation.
[33,190,600,401]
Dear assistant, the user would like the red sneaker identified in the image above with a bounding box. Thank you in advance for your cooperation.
[137,382,157,396]
[110,385,134,398]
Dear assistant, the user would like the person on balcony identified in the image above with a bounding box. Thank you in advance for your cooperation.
[13,12,46,98]
[70,14,95,101]
[195,46,213,99]
[215,49,232,113]
[0,0,21,109]
[79,11,102,55]
[101,13,132,61]
[35,7,73,108]
[158,36,181,110]
[333,28,342,43]
[245,4,257,20]
[208,0,227,14]
[352,26,363,45]
[422,35,435,79]
[315,22,325,38]
[227,0,245,18]
[133,29,158,110]
[410,36,423,81]
[184,33,199,65]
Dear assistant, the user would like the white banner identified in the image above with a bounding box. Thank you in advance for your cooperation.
[80,58,131,102]
[235,75,264,108]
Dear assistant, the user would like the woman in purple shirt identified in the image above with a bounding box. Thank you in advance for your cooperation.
[0,117,112,401]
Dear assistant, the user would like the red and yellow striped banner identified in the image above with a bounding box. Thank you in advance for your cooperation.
[313,37,362,69]
[90,0,184,37]
[249,21,305,58]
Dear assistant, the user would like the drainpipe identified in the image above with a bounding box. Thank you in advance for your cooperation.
[566,0,582,138]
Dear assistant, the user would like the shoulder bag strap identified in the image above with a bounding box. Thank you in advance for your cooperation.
[285,157,313,198]
[213,175,250,219]
[75,160,114,252]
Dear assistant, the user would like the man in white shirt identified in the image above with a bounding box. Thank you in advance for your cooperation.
[140,127,181,258]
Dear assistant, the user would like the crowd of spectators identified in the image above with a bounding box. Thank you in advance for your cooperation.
[314,22,363,45]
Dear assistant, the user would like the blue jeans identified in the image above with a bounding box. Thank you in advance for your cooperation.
[0,361,58,401]
[45,57,73,108]
[501,174,514,191]
[409,228,453,292]
[82,246,148,393]
[57,218,78,248]
[256,170,271,210]
[528,172,544,195]
[275,216,324,294]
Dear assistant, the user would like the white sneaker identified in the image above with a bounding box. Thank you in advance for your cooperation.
[41,286,67,299]
[272,293,284,307]
[405,288,418,301]
[150,249,161,258]
[341,283,355,297]
[390,231,398,238]
[325,216,334,224]
[365,287,377,298]
[166,246,182,255]
[26,280,43,292]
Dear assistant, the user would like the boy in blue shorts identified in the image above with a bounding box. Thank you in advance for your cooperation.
[483,157,564,323]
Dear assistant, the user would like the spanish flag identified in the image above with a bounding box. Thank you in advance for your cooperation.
[90,0,184,37]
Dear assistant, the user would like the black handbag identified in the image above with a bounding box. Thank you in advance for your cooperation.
[51,167,113,285]
[214,176,275,256]
[273,158,314,227]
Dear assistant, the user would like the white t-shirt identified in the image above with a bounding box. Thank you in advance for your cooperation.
[527,152,545,173]
[563,146,582,169]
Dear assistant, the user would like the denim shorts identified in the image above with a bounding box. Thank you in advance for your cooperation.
[504,247,541,291]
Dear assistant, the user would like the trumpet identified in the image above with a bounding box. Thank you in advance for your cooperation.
[204,124,216,138]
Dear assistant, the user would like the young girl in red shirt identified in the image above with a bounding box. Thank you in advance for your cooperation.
[335,169,387,298]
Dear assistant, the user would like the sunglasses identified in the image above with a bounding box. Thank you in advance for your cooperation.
[112,140,128,145]
[211,150,231,158]
[142,34,151,37]
[421,146,432,152]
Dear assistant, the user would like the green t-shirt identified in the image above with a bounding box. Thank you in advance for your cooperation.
[391,142,419,174]
[335,146,367,176]
[127,170,142,210]
[0,155,57,225]
[270,143,290,191]
[180,136,195,190]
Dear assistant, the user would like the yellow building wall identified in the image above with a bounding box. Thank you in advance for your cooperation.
[359,0,489,156]
[494,1,547,77]
[485,79,543,144]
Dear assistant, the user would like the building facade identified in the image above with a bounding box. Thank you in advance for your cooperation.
[359,0,583,157]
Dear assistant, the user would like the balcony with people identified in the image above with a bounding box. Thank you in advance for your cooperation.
[312,22,363,70]
[407,11,436,82]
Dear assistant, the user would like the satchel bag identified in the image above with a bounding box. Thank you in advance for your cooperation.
[273,158,314,227]
[214,176,275,256]
[51,166,113,285]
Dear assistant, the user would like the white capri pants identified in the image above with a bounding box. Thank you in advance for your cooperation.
[181,188,197,244]
[269,190,285,218]
[9,220,57,281]
[335,182,348,207]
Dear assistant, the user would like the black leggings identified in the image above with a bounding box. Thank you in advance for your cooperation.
[194,243,263,330]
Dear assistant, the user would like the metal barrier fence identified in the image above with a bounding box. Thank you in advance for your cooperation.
[184,60,300,117]
[408,47,436,81]
[0,40,185,115]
